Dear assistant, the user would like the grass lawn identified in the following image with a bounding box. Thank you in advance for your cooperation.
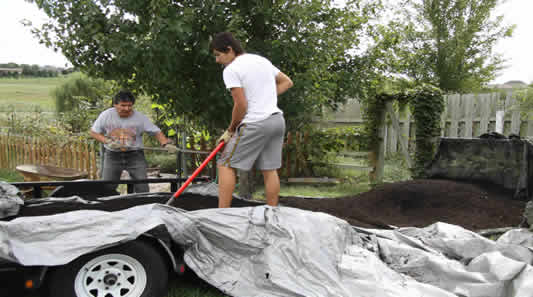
[0,168,24,182]
[0,76,71,112]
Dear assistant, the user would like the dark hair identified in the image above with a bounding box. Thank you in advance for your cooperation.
[209,32,245,55]
[113,90,136,105]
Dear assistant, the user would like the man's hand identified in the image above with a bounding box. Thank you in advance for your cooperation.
[163,143,178,154]
[217,130,233,144]
[105,137,123,150]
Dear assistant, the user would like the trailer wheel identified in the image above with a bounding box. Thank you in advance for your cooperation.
[48,240,168,297]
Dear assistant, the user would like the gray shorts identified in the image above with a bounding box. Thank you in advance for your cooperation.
[218,113,285,171]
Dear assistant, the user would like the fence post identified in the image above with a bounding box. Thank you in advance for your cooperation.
[508,92,521,135]
[83,142,89,175]
[449,94,461,137]
[479,94,492,134]
[90,142,98,179]
[76,141,82,171]
[495,110,504,134]
[464,94,475,138]
[527,112,533,137]
[369,102,388,184]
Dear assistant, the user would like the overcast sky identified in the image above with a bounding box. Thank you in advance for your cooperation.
[0,0,531,84]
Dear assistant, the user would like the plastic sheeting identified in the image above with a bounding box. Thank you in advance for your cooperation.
[0,182,23,219]
[1,204,532,297]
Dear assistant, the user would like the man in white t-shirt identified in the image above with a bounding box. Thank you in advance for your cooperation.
[210,32,294,208]
[90,90,177,193]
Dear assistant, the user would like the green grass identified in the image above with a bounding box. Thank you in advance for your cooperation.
[252,180,371,200]
[0,76,72,112]
[0,168,24,182]
[249,153,411,200]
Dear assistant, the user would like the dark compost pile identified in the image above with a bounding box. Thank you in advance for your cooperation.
[10,179,527,231]
[280,179,526,230]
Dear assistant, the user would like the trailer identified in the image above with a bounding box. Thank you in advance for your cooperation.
[0,177,259,297]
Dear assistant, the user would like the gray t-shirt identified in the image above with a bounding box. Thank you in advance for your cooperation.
[91,107,161,151]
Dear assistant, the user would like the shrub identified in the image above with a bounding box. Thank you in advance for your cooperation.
[53,73,115,133]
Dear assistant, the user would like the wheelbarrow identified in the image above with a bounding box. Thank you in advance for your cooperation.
[15,164,88,182]
[15,164,88,197]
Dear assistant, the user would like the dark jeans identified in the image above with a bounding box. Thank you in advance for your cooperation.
[102,150,149,193]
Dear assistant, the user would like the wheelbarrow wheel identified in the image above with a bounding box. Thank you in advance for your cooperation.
[47,240,169,297]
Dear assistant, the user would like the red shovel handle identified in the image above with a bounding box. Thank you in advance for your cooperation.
[165,141,226,205]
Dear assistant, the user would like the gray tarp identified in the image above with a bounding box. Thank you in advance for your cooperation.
[1,204,533,297]
[0,181,23,219]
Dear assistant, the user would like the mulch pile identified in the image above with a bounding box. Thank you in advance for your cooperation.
[9,179,528,231]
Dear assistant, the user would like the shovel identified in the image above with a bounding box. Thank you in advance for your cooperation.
[165,141,226,205]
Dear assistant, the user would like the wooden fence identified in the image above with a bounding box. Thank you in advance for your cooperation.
[323,91,531,156]
[0,132,307,180]
[0,134,99,179]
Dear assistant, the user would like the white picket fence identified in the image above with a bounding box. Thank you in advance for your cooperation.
[323,91,530,155]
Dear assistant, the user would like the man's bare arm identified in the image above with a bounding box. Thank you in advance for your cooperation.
[275,72,294,95]
[154,131,170,146]
[89,130,107,144]
[229,87,248,132]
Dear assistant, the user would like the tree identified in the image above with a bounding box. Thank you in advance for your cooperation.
[28,0,380,134]
[382,0,514,93]
[52,73,114,132]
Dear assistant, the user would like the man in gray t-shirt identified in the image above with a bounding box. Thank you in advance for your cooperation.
[90,90,177,193]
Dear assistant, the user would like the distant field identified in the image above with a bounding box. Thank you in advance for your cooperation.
[0,76,71,111]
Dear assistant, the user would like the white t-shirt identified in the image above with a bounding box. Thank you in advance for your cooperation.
[91,108,161,151]
[222,53,283,123]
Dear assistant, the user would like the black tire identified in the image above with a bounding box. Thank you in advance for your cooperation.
[47,240,168,297]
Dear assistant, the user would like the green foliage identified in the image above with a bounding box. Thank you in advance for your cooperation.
[383,153,413,182]
[53,73,115,132]
[3,105,49,136]
[145,153,177,174]
[29,0,381,134]
[53,73,113,112]
[327,126,367,151]
[380,0,514,93]
[0,168,24,182]
[1,103,92,148]
[284,126,345,177]
[513,87,533,119]
[361,93,389,152]
[408,84,444,177]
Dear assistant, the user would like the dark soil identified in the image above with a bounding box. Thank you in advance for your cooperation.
[9,179,528,231]
[280,179,527,230]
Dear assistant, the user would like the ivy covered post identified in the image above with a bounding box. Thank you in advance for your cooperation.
[363,93,388,184]
[363,84,444,185]
[408,85,445,178]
